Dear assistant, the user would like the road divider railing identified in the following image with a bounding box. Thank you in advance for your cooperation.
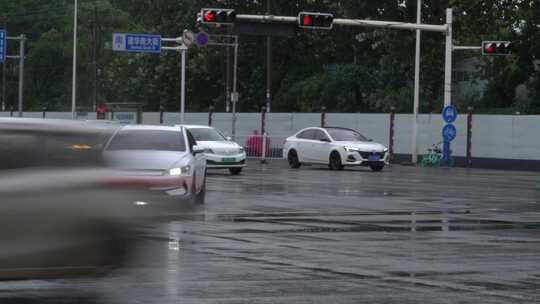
[234,134,286,161]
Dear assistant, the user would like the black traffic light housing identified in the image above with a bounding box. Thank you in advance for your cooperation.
[482,41,512,56]
[298,12,334,30]
[200,8,236,25]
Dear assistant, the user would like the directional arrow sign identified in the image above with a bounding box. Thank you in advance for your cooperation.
[442,124,457,142]
[113,33,162,54]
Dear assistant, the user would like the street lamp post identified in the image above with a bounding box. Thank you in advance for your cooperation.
[71,0,78,120]
[411,0,422,164]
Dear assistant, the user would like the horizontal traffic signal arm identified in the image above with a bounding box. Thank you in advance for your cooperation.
[198,9,448,33]
[235,15,447,32]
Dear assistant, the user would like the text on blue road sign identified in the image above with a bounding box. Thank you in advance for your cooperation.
[113,33,161,54]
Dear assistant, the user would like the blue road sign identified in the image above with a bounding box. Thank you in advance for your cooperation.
[442,105,458,123]
[0,30,6,63]
[196,32,209,47]
[442,124,457,142]
[112,33,161,54]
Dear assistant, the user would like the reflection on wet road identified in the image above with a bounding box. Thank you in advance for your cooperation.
[2,161,540,303]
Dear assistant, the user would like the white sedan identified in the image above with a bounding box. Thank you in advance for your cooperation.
[103,125,207,204]
[283,127,389,171]
[182,125,246,175]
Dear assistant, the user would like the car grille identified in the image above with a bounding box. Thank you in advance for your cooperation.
[207,159,245,165]
[359,151,386,159]
[213,149,239,156]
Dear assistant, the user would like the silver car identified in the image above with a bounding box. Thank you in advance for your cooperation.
[103,125,207,203]
[181,125,246,175]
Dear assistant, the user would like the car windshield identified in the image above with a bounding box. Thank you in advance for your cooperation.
[189,128,226,141]
[326,128,369,142]
[107,130,186,152]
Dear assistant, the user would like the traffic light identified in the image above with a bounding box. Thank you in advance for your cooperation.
[482,41,512,56]
[298,12,334,30]
[200,8,236,25]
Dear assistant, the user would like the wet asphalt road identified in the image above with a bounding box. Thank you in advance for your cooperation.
[2,161,540,303]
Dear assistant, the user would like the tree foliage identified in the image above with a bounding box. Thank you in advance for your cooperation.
[0,0,538,113]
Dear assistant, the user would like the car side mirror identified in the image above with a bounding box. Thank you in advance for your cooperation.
[226,136,232,141]
[367,138,373,142]
[192,145,205,155]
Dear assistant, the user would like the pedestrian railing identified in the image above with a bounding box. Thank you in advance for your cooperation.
[234,134,286,160]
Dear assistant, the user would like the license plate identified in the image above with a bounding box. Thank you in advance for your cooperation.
[368,155,380,161]
[222,157,236,163]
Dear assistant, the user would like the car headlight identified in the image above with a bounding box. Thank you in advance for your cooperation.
[168,165,191,176]
[344,147,359,152]
[238,147,245,153]
[383,148,389,152]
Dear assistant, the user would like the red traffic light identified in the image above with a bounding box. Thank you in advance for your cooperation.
[302,15,313,26]
[200,8,236,25]
[298,12,334,30]
[482,41,512,56]
[484,43,496,54]
[203,10,216,23]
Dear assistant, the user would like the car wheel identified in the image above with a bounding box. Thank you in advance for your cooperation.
[329,152,344,171]
[288,150,301,169]
[370,163,385,172]
[229,167,243,175]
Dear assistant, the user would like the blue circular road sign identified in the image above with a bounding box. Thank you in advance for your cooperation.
[442,105,458,123]
[442,124,457,142]
[196,32,209,47]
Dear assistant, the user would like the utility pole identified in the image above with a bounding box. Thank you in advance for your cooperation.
[1,21,6,112]
[266,0,272,113]
[231,40,239,139]
[92,4,98,111]
[71,0,78,119]
[180,44,187,124]
[411,0,422,164]
[225,29,231,112]
[444,8,453,107]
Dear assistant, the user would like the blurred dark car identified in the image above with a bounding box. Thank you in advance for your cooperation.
[0,118,200,280]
